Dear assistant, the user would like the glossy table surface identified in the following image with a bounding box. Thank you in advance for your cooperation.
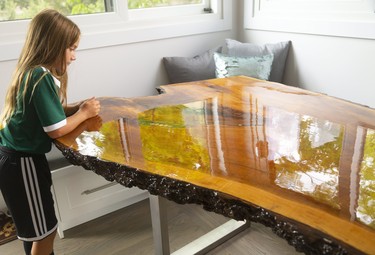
[56,76,375,254]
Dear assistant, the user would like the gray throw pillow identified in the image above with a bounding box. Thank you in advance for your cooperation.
[163,46,222,83]
[226,39,291,83]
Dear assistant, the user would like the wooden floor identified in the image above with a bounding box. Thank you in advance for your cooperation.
[0,198,302,255]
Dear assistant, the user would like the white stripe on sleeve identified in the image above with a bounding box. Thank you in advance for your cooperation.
[43,118,66,132]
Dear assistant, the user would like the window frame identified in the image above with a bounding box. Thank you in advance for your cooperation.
[0,0,231,62]
[244,0,375,39]
[128,0,211,20]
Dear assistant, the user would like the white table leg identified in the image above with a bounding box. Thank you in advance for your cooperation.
[149,195,170,255]
[149,194,250,255]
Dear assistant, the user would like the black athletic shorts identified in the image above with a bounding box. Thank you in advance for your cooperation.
[0,146,58,241]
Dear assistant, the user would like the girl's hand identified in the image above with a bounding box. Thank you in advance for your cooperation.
[47,97,101,139]
[79,97,101,119]
[85,115,102,132]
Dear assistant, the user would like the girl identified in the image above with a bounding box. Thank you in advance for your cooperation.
[0,9,100,255]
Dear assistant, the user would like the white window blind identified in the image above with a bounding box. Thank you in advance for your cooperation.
[245,0,375,39]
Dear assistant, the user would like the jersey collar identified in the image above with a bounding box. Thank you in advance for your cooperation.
[41,66,61,88]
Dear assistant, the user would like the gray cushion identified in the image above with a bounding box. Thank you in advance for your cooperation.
[163,46,221,83]
[226,39,291,83]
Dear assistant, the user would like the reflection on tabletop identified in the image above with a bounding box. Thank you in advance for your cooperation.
[56,76,375,255]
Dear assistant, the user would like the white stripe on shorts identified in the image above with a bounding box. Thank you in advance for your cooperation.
[20,157,48,237]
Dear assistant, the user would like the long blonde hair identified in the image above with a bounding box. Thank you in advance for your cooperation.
[0,9,80,127]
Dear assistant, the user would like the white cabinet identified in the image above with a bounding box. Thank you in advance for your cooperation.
[51,165,148,238]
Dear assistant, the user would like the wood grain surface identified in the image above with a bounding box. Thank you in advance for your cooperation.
[56,76,375,254]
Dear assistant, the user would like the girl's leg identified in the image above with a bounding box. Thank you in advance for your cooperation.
[31,229,57,255]
[0,150,58,255]
[23,240,33,255]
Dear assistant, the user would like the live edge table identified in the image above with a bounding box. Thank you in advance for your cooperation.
[55,76,375,255]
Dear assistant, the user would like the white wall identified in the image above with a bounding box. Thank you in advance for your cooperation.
[240,30,375,109]
[238,1,375,109]
[0,33,236,109]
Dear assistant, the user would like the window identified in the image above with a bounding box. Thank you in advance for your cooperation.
[129,0,202,9]
[0,0,231,61]
[0,0,207,21]
[0,1,110,21]
[128,0,210,20]
[244,0,375,39]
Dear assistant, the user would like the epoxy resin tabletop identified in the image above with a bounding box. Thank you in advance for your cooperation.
[56,76,375,254]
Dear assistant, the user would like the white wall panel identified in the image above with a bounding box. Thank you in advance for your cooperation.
[244,0,375,39]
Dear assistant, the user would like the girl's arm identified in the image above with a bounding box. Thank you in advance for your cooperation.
[64,99,85,116]
[47,97,100,139]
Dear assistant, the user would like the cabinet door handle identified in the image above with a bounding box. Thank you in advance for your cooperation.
[81,182,118,195]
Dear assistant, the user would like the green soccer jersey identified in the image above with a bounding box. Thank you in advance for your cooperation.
[0,67,66,154]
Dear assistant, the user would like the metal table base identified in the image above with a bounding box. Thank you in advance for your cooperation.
[149,195,250,255]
